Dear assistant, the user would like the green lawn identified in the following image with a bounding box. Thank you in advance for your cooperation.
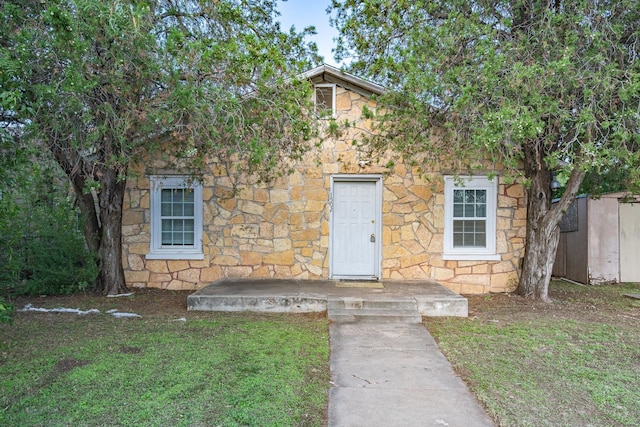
[426,281,640,427]
[0,300,329,427]
[4,282,639,427]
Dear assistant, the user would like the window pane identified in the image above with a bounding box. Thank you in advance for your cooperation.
[453,204,463,217]
[464,202,475,217]
[453,190,463,203]
[183,232,194,245]
[183,202,194,216]
[452,219,487,248]
[476,190,487,217]
[476,232,486,247]
[316,86,333,115]
[453,233,464,246]
[465,191,476,204]
[161,232,173,245]
[171,202,181,216]
[161,188,172,202]
[161,189,173,215]
[158,187,197,247]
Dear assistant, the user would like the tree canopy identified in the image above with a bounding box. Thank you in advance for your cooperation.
[1,0,320,294]
[332,0,640,300]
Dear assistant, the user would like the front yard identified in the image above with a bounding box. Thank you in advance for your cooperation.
[0,290,329,427]
[427,281,640,427]
[2,281,639,426]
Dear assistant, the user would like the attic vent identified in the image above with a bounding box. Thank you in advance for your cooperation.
[315,84,335,117]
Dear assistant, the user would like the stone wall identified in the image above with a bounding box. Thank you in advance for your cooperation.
[122,85,527,294]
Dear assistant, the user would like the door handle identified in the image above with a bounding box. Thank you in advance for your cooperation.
[370,233,375,242]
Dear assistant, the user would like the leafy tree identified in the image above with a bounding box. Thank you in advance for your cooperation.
[1,0,319,295]
[578,167,639,196]
[332,0,640,301]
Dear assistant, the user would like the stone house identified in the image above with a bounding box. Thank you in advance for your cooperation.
[121,64,527,294]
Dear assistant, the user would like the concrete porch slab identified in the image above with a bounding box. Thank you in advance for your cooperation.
[187,278,468,317]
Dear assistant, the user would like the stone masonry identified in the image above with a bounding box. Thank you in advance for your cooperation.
[122,84,527,294]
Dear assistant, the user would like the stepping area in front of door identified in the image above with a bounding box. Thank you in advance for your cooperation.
[334,281,384,288]
[187,278,468,317]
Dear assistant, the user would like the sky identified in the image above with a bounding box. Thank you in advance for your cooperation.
[277,0,341,66]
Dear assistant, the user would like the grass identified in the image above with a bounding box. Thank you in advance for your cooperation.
[0,296,329,427]
[4,282,639,426]
[426,281,640,427]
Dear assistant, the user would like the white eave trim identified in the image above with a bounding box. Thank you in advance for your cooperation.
[301,64,385,96]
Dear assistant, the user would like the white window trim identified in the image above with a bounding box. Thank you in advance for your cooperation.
[146,175,204,260]
[443,175,500,261]
[314,83,336,118]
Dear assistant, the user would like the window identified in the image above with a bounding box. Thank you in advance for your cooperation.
[147,176,203,260]
[443,176,499,260]
[314,84,335,117]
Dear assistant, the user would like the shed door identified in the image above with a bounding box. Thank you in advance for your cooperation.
[331,180,380,278]
[620,203,640,282]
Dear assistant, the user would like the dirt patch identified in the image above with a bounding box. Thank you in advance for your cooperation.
[13,281,640,325]
[119,346,143,354]
[465,281,640,325]
[14,288,191,318]
[54,358,91,374]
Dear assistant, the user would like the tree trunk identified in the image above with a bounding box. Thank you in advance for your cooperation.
[48,145,102,255]
[517,160,586,301]
[94,173,129,296]
[48,144,128,295]
[75,188,101,256]
[517,164,558,301]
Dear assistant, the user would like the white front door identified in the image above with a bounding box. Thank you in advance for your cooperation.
[330,179,381,278]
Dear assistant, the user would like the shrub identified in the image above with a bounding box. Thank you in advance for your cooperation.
[0,195,22,294]
[0,185,97,297]
[0,297,13,325]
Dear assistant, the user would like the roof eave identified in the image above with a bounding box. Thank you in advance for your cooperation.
[301,64,385,97]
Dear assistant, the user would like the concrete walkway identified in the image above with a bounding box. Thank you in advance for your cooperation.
[188,279,495,426]
[328,321,495,427]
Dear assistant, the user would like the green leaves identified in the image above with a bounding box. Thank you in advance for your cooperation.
[332,0,640,189]
[1,0,320,293]
[4,0,318,172]
[0,298,12,325]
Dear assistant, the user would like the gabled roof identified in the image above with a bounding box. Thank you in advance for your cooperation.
[301,64,385,98]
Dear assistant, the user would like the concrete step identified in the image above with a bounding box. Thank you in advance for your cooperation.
[187,294,327,313]
[187,278,469,317]
[327,296,422,323]
[328,308,423,323]
[416,297,468,317]
[328,297,417,311]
